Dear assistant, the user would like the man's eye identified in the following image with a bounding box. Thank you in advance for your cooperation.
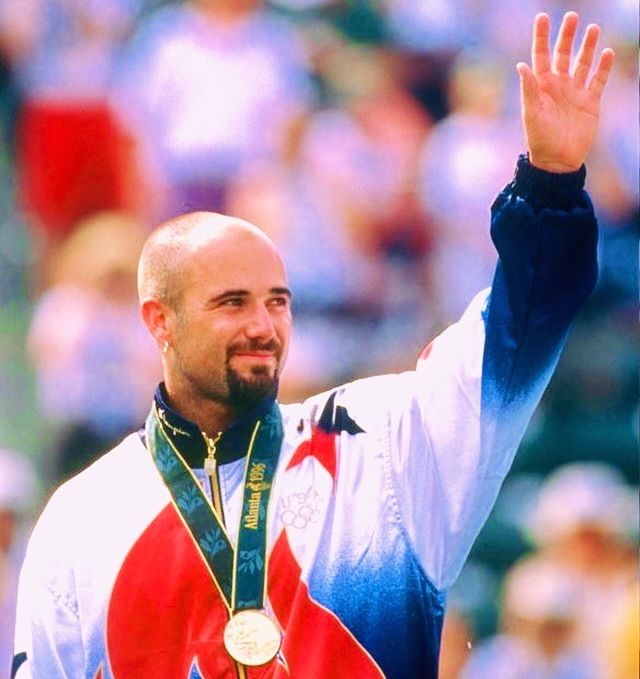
[222,298,243,307]
[270,297,290,307]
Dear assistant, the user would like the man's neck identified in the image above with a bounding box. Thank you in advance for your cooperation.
[163,385,236,436]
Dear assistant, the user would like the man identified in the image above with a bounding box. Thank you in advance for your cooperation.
[12,11,614,679]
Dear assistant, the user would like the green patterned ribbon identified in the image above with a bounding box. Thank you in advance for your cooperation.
[146,401,283,612]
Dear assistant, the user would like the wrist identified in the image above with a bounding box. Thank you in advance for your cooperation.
[511,154,587,211]
[527,153,582,174]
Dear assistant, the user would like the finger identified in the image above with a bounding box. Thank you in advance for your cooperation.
[573,23,600,86]
[552,11,579,74]
[531,13,551,76]
[588,48,615,99]
[517,62,539,111]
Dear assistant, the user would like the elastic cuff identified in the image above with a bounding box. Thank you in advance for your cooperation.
[511,154,586,211]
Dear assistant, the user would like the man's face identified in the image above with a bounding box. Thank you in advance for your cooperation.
[167,229,292,411]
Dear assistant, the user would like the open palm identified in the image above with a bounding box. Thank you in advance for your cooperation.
[517,12,615,173]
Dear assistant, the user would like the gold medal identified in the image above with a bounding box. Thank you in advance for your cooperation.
[223,609,281,666]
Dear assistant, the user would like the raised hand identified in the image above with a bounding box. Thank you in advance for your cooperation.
[517,11,615,173]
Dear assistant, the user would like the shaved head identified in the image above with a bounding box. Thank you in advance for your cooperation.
[137,211,278,310]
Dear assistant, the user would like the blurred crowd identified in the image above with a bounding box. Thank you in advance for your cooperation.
[444,462,639,678]
[0,0,637,677]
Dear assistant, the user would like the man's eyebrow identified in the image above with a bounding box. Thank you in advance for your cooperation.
[209,289,249,304]
[208,288,292,304]
[271,287,293,298]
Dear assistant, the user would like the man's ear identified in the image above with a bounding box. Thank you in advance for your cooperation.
[140,298,172,351]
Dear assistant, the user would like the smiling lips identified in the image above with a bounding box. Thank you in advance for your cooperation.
[229,339,280,361]
[228,339,281,366]
[232,351,277,362]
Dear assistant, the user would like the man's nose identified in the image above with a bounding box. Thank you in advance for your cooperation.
[244,303,276,339]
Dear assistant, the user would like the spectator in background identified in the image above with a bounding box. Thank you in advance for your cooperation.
[27,211,161,483]
[0,448,36,677]
[462,462,638,679]
[0,0,142,284]
[525,463,638,664]
[112,0,312,224]
[460,554,601,679]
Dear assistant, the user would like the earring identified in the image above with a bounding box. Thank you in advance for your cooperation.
[162,340,169,354]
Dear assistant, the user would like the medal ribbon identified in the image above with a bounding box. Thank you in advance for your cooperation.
[146,401,283,612]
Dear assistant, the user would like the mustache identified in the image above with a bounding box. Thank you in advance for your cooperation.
[227,339,281,356]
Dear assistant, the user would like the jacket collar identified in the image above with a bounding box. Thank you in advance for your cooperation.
[151,383,276,468]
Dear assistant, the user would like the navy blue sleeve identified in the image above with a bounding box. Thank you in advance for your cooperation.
[482,154,598,421]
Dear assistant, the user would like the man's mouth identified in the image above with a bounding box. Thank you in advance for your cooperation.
[232,351,276,360]
[229,341,280,362]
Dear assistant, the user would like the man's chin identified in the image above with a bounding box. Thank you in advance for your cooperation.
[227,368,278,408]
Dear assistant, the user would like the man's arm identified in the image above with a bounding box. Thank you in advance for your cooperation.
[379,12,615,587]
[479,10,615,481]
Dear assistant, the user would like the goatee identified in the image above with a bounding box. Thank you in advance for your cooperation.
[226,365,278,410]
[225,338,281,410]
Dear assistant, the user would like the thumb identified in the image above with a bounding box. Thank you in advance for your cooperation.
[516,62,539,112]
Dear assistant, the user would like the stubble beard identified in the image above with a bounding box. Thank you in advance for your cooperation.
[173,347,280,414]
